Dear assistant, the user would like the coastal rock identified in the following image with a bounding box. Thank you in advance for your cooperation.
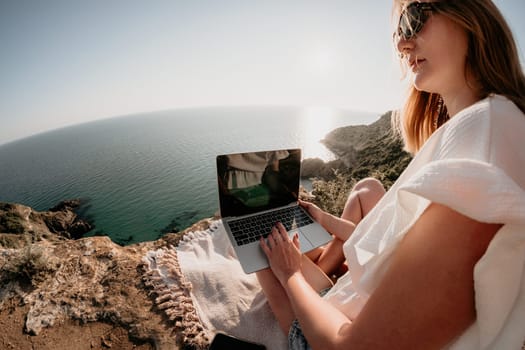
[305,112,412,190]
[322,111,395,167]
[300,113,399,181]
[0,201,214,350]
[0,200,93,244]
[301,112,403,182]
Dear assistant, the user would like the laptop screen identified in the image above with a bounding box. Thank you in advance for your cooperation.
[217,149,301,218]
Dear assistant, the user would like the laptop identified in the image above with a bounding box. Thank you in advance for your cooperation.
[216,148,332,274]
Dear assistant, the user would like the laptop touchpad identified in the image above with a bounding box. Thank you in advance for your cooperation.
[289,230,314,251]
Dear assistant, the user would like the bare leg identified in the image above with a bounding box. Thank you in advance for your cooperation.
[256,255,333,335]
[306,239,345,277]
[256,268,295,334]
[312,177,385,276]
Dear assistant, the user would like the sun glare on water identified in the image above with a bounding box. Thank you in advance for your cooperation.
[300,106,342,161]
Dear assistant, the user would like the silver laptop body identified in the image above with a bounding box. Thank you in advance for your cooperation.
[216,148,332,274]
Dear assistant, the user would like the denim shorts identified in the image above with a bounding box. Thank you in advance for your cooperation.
[288,319,311,350]
[288,288,331,350]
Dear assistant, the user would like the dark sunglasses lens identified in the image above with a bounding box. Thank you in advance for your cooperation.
[399,4,426,39]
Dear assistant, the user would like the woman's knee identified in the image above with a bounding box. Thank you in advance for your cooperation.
[353,177,385,193]
[352,177,385,215]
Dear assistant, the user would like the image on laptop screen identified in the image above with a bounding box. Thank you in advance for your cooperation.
[217,149,301,218]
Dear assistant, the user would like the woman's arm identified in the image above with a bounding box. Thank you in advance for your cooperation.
[265,203,501,350]
[339,202,501,349]
[260,223,352,342]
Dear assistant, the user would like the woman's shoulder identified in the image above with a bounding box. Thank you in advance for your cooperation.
[453,94,524,125]
[413,94,524,166]
[486,93,524,117]
[439,94,524,139]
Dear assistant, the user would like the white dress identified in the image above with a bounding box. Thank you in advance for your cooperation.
[324,95,525,349]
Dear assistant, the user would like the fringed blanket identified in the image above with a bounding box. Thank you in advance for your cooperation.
[143,220,287,350]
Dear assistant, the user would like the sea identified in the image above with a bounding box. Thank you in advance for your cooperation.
[0,106,379,245]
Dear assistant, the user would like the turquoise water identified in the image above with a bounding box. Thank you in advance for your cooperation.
[0,106,378,244]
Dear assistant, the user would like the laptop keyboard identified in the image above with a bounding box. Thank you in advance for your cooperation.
[228,206,314,246]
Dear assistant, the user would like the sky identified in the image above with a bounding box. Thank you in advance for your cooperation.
[1,0,524,145]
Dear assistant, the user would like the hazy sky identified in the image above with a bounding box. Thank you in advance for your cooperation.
[1,0,524,145]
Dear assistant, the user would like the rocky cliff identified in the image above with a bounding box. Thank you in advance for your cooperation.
[322,112,394,166]
[302,111,412,187]
[0,200,214,349]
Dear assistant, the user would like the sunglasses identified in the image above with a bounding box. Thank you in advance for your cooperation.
[396,2,444,40]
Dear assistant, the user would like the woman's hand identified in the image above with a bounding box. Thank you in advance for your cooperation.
[260,222,303,286]
[299,199,325,225]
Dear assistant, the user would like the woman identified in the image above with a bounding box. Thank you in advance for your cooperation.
[256,1,525,349]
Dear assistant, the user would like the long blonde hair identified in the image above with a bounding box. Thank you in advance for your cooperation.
[394,0,525,154]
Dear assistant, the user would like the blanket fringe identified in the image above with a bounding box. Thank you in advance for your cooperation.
[143,246,210,349]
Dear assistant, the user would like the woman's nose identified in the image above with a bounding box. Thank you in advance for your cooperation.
[396,35,415,55]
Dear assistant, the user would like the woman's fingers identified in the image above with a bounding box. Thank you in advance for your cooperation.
[298,199,310,212]
[269,226,279,248]
[260,236,271,256]
[275,222,290,241]
[292,232,300,249]
[261,226,280,254]
[261,222,299,255]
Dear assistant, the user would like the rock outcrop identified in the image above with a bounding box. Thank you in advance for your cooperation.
[322,111,394,167]
[0,201,214,350]
[0,200,92,245]
[302,112,412,188]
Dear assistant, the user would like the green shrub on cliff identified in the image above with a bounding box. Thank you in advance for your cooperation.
[310,171,356,216]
